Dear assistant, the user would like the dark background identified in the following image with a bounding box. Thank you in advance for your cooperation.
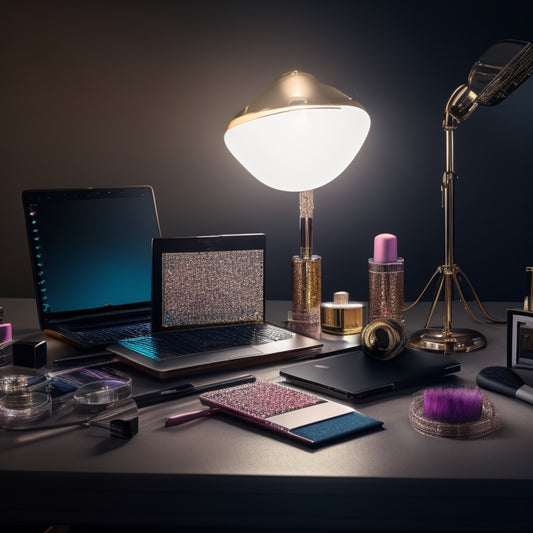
[2,0,532,307]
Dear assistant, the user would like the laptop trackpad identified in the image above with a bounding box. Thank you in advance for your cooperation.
[209,346,263,360]
[155,345,263,362]
[158,346,264,370]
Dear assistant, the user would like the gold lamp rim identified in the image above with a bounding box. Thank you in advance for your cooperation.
[226,104,360,130]
[225,70,368,131]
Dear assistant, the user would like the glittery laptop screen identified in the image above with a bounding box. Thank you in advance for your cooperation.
[161,249,264,328]
[151,234,267,333]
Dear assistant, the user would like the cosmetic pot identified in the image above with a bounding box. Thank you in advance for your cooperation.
[321,292,367,335]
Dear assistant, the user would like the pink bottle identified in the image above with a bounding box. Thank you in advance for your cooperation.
[368,233,404,324]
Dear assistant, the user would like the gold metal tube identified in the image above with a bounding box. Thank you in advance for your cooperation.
[292,255,321,317]
[289,255,322,339]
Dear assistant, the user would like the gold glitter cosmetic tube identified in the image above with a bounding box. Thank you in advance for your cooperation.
[289,255,321,338]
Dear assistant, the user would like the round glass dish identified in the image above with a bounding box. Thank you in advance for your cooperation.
[0,368,48,395]
[0,391,52,429]
[73,379,132,414]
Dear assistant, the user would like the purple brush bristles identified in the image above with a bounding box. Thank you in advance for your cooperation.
[423,387,483,424]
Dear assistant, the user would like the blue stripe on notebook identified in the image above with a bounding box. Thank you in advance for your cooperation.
[290,411,383,444]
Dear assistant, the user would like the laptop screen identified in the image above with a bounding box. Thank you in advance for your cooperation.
[23,187,161,319]
[152,234,266,332]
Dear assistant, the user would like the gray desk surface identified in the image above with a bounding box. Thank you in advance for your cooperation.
[1,298,532,532]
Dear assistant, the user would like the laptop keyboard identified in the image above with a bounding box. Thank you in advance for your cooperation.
[117,323,293,360]
[71,321,152,344]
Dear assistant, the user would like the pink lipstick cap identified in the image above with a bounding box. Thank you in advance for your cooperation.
[0,323,12,344]
[373,233,398,263]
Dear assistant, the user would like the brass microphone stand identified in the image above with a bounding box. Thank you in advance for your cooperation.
[408,40,533,352]
[408,92,504,353]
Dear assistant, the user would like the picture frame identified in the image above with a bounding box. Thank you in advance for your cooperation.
[508,309,533,370]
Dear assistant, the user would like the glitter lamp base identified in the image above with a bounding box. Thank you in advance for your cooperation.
[289,255,321,339]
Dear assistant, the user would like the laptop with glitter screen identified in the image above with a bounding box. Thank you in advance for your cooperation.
[107,234,322,378]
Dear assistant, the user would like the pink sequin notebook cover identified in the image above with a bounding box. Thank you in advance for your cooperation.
[200,381,382,446]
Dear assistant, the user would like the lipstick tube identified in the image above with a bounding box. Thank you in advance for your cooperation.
[368,233,404,324]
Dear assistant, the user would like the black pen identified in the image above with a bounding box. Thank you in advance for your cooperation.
[52,352,118,368]
[132,374,256,409]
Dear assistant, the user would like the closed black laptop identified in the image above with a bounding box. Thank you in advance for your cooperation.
[281,348,461,401]
[108,234,323,378]
[22,186,161,348]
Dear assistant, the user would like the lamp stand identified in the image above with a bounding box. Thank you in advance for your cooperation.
[288,190,322,339]
[408,125,504,353]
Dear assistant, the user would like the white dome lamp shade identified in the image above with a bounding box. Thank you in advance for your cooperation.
[224,70,370,192]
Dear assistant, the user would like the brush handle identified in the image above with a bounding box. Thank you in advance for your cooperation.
[476,366,524,396]
[477,366,533,406]
[515,385,533,406]
[165,407,221,427]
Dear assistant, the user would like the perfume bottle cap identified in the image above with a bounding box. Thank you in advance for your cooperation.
[321,292,367,336]
[373,233,398,263]
[333,291,349,305]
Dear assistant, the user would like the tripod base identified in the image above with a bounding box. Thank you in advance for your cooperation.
[409,327,486,353]
[406,263,503,353]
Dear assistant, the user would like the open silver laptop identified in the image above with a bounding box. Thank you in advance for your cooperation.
[22,186,161,349]
[108,234,322,378]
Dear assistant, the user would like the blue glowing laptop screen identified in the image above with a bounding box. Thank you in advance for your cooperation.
[23,187,161,315]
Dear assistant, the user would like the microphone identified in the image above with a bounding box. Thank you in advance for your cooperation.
[476,366,533,406]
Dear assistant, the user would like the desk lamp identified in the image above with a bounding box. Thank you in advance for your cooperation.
[409,39,533,353]
[224,71,370,336]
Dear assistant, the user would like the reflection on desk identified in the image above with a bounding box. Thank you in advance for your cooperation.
[1,298,532,532]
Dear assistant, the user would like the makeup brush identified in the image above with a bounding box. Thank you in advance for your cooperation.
[409,385,500,438]
[423,386,483,424]
[476,366,533,406]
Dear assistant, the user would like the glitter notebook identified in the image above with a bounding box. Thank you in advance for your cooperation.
[108,234,322,378]
[199,381,383,446]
